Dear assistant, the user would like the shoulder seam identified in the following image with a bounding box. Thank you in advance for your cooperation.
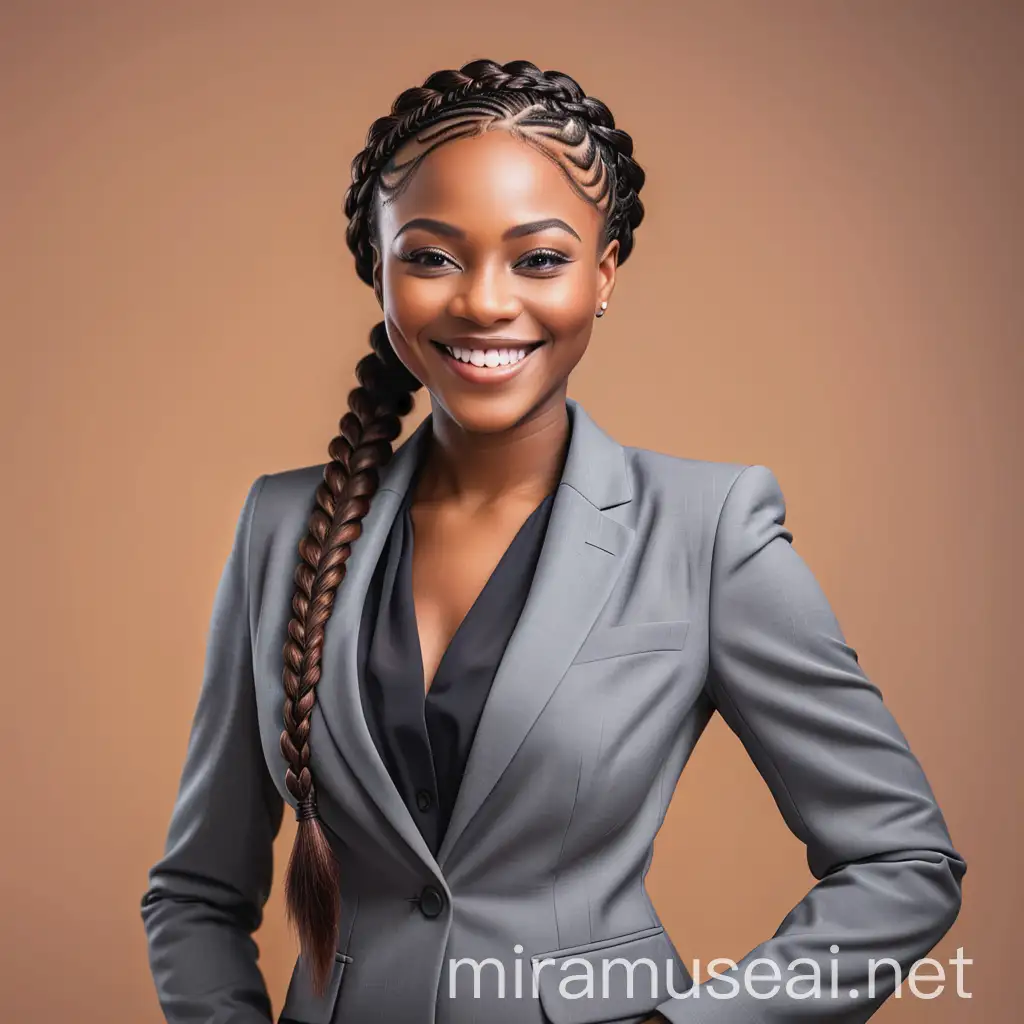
[705,463,756,694]
[244,474,269,644]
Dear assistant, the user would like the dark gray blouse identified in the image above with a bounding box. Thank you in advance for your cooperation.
[357,465,556,857]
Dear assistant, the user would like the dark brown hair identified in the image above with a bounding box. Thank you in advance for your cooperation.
[279,57,648,994]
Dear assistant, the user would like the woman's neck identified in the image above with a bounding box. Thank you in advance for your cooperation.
[415,397,570,513]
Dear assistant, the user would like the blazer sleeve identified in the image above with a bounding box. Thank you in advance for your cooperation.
[655,464,966,1024]
[141,474,286,1023]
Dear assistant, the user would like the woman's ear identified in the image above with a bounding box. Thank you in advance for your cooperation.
[597,238,619,309]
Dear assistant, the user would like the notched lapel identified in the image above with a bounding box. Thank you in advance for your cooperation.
[311,418,440,873]
[585,508,630,557]
[437,450,635,867]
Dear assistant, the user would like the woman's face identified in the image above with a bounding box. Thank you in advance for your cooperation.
[371,128,618,435]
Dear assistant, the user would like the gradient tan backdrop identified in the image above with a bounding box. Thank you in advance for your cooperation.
[2,1,1020,1021]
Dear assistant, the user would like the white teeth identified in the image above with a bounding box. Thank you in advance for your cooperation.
[444,345,532,366]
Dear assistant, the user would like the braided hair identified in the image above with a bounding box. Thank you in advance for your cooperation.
[280,58,647,995]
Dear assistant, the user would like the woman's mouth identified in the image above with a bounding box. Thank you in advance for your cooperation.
[430,340,546,383]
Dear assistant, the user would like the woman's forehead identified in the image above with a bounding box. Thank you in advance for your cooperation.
[380,115,612,223]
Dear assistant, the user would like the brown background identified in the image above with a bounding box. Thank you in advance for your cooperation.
[1,1,1020,1021]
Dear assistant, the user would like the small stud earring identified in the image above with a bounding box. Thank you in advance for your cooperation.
[595,301,608,318]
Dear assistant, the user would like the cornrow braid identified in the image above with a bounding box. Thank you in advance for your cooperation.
[280,58,647,997]
[344,58,646,284]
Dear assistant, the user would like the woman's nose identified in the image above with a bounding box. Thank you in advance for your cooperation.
[447,263,520,324]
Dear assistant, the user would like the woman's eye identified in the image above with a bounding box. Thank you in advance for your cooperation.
[517,249,571,271]
[398,248,570,272]
[401,248,457,269]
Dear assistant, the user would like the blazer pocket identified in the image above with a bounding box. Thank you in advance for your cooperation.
[532,924,691,1024]
[278,951,352,1024]
[572,620,690,666]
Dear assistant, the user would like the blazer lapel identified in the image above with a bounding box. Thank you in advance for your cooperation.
[436,400,634,867]
[313,414,439,872]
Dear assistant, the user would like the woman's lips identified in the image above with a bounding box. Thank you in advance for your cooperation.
[431,340,545,384]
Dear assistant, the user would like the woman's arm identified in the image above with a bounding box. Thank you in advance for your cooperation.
[654,464,966,1024]
[140,475,286,1023]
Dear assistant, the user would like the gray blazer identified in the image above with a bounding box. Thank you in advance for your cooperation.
[141,399,966,1024]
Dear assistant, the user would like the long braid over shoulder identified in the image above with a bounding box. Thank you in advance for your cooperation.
[280,58,647,995]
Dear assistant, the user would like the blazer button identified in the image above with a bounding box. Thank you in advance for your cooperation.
[418,884,444,919]
[416,789,433,812]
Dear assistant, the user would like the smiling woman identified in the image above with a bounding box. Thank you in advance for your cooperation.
[370,110,624,434]
[140,58,965,1024]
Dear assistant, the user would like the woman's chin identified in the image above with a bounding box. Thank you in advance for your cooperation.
[429,386,557,436]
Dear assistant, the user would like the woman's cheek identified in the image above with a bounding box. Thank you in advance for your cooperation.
[387,272,448,325]
[530,274,596,337]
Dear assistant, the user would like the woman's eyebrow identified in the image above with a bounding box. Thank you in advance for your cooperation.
[394,217,582,242]
[503,218,581,242]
